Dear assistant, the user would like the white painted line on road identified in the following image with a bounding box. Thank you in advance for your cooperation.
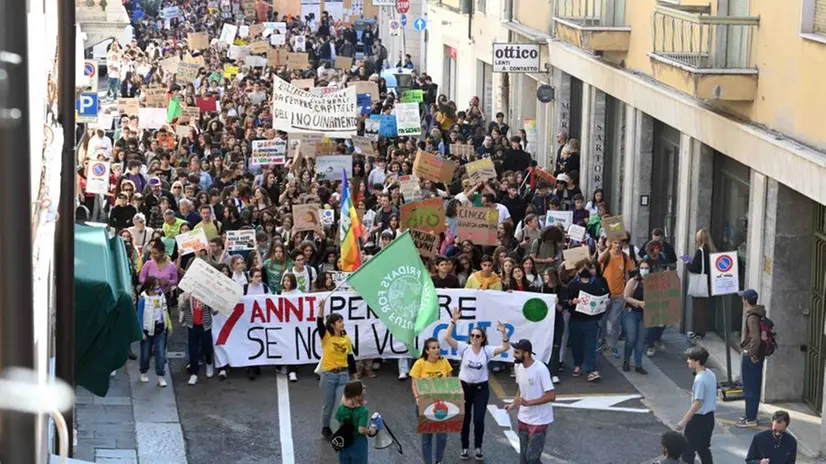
[487,405,512,428]
[552,394,650,413]
[276,374,295,464]
[503,430,520,453]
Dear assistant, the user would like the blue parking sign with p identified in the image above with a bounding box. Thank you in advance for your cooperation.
[76,92,99,122]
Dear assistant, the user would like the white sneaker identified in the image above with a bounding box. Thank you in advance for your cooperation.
[645,347,656,357]
[110,371,117,378]
[187,375,198,385]
[158,377,167,387]
[551,376,560,384]
[398,372,408,380]
[140,374,149,383]
[218,369,228,380]
[288,372,297,382]
[372,361,381,371]
[206,364,214,378]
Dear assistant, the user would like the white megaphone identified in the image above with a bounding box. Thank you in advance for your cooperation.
[370,412,402,453]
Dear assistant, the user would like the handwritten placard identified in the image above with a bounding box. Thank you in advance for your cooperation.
[188,32,209,50]
[287,52,310,70]
[413,150,457,184]
[249,41,270,54]
[465,158,497,184]
[175,229,209,255]
[178,258,243,316]
[400,199,446,234]
[398,175,423,203]
[643,270,682,327]
[117,98,139,116]
[143,87,167,108]
[409,229,440,258]
[251,139,287,165]
[456,206,498,246]
[226,229,256,251]
[450,144,474,158]
[291,78,315,89]
[575,291,609,316]
[563,246,590,270]
[603,215,626,242]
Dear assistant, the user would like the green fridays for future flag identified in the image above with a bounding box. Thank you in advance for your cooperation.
[346,231,439,355]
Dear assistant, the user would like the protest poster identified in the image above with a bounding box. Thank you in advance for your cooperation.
[351,135,374,155]
[219,23,238,43]
[175,125,191,137]
[249,23,265,37]
[465,158,497,184]
[401,89,424,103]
[287,52,310,70]
[263,21,287,34]
[212,289,557,366]
[567,224,587,242]
[195,96,217,113]
[293,204,322,232]
[395,102,421,136]
[160,56,180,74]
[176,62,200,83]
[450,144,474,159]
[315,142,337,155]
[251,139,287,165]
[398,175,423,202]
[409,228,439,258]
[249,40,270,54]
[160,6,180,18]
[238,25,250,38]
[188,32,209,49]
[400,199,446,234]
[244,55,267,68]
[315,154,353,180]
[363,119,380,140]
[175,229,208,255]
[357,93,372,114]
[369,114,397,137]
[349,80,379,101]
[229,45,250,61]
[271,77,358,137]
[534,167,556,186]
[416,378,464,434]
[575,291,609,316]
[330,271,352,290]
[270,33,286,46]
[294,35,307,52]
[178,258,243,316]
[562,246,590,270]
[138,108,166,129]
[319,209,335,226]
[413,150,457,184]
[643,270,682,328]
[456,206,498,246]
[178,106,200,124]
[116,98,139,116]
[291,78,315,89]
[226,230,257,251]
[85,161,110,195]
[143,87,166,108]
[291,132,324,157]
[336,56,353,70]
[547,210,574,231]
[603,216,626,242]
[223,64,239,78]
[267,48,286,67]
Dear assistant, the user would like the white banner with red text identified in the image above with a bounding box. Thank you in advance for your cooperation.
[212,290,557,367]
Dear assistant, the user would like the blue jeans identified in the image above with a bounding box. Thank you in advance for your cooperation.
[416,405,447,463]
[644,325,666,348]
[321,370,350,429]
[741,355,764,421]
[622,310,646,367]
[599,297,625,348]
[139,331,167,376]
[107,77,119,97]
[569,318,599,372]
[338,434,368,463]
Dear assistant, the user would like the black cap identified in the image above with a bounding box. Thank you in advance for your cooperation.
[512,339,534,355]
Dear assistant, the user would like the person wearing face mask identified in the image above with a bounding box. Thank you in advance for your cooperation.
[622,262,651,374]
[745,410,797,464]
[565,260,610,382]
[136,276,173,387]
[504,339,556,464]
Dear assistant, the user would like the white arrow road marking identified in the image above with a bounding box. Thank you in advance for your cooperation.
[552,394,650,413]
[487,405,520,453]
[276,374,295,464]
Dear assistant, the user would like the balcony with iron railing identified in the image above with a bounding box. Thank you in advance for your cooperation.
[649,4,760,101]
[76,0,130,47]
[553,0,631,53]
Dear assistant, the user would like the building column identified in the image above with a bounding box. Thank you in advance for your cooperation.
[552,69,571,164]
[579,83,593,195]
[621,108,654,246]
[674,133,694,282]
[759,180,813,403]
[584,88,607,196]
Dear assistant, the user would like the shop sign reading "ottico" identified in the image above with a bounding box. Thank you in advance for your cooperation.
[492,43,541,73]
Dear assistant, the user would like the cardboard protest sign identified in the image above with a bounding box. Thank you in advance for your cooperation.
[287,52,310,70]
[270,33,287,46]
[415,378,464,434]
[456,206,498,246]
[350,80,379,101]
[409,229,439,258]
[398,175,423,202]
[249,41,270,54]
[292,132,324,157]
[188,32,209,49]
[178,258,243,316]
[395,102,421,136]
[603,216,626,242]
[249,23,266,37]
[575,291,609,316]
[450,144,474,159]
[336,56,353,70]
[293,204,323,232]
[138,108,166,129]
[178,106,201,124]
[291,78,315,89]
[413,150,457,184]
[143,87,167,108]
[401,199,446,234]
[267,49,287,67]
[160,56,181,74]
[251,139,287,165]
[175,229,209,255]
[547,211,574,231]
[465,158,496,184]
[563,246,590,270]
[315,142,338,155]
[351,135,374,155]
[316,154,352,180]
[176,62,200,83]
[643,270,682,328]
[175,125,191,138]
[116,98,139,116]
[226,229,257,251]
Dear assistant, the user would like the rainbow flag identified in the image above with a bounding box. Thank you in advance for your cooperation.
[339,169,363,272]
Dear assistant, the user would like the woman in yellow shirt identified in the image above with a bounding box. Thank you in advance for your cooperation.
[317,298,354,441]
[410,337,452,464]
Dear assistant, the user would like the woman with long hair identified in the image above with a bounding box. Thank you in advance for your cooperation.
[684,228,717,340]
[316,296,355,440]
[623,262,651,374]
[542,268,566,383]
[443,308,510,461]
[410,337,452,464]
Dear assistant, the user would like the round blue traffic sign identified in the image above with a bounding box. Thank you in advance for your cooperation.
[715,254,733,272]
[400,14,407,26]
[413,17,427,32]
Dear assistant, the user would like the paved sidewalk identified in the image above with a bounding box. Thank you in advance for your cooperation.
[612,329,820,464]
[74,346,188,464]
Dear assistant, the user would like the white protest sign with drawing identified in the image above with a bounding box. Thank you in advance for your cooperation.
[575,291,609,316]
[315,155,353,181]
[568,224,587,242]
[175,229,209,255]
[398,175,423,202]
[179,258,243,316]
[319,209,335,226]
[219,24,238,43]
[394,102,421,136]
[251,139,286,165]
[363,119,380,140]
[547,210,574,230]
[225,230,256,251]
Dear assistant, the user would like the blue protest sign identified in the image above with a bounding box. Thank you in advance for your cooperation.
[370,114,397,138]
[357,93,373,115]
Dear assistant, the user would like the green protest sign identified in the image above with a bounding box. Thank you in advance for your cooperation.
[401,89,424,103]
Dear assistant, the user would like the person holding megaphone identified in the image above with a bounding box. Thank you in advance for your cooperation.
[410,337,453,464]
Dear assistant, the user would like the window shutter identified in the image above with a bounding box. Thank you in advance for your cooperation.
[814,0,826,33]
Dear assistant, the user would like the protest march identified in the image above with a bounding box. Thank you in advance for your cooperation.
[72,0,729,462]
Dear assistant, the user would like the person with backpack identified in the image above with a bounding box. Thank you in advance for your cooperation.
[333,380,377,464]
[736,289,774,428]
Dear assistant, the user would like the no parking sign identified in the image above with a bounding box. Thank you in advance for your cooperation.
[85,161,110,195]
[710,251,739,296]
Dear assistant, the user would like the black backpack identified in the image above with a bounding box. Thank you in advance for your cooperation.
[330,413,355,452]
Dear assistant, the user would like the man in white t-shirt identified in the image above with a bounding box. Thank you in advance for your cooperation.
[290,252,316,293]
[481,192,511,225]
[506,339,556,464]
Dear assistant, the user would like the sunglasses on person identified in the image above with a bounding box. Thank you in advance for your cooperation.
[471,334,484,339]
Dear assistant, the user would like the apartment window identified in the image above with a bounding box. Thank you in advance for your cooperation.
[801,0,826,44]
[477,0,486,14]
